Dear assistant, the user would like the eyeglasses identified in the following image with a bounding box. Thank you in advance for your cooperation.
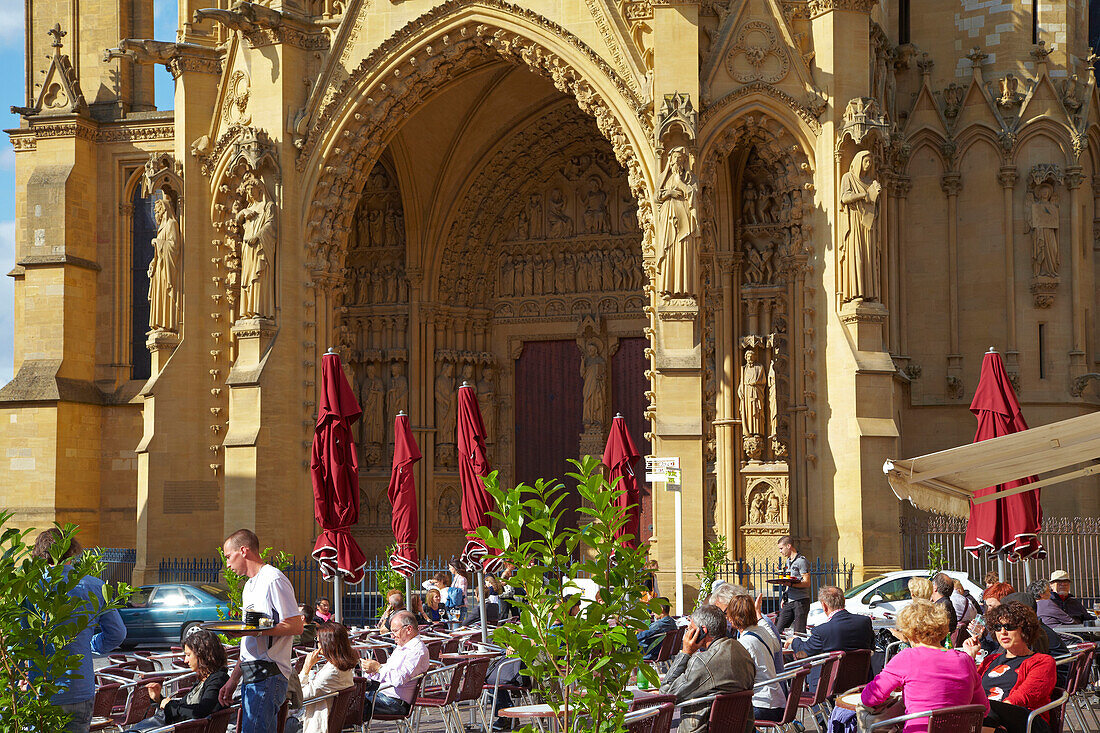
[991,623,1020,632]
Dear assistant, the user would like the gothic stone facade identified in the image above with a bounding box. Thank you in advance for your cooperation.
[3,0,1100,592]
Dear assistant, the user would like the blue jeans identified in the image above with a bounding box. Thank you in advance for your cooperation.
[241,673,289,733]
[59,698,94,733]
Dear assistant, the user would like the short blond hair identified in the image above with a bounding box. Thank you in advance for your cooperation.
[907,577,933,600]
[896,599,950,645]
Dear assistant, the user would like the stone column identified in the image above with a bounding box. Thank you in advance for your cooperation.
[1065,168,1086,377]
[941,173,963,396]
[998,168,1020,381]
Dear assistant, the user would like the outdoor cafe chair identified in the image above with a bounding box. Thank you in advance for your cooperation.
[628,693,676,712]
[483,656,535,723]
[707,688,755,733]
[796,651,844,726]
[365,671,429,733]
[235,700,289,733]
[94,675,169,730]
[650,629,680,670]
[650,701,674,733]
[623,703,665,733]
[1059,649,1099,733]
[754,665,811,733]
[343,678,369,732]
[866,703,987,733]
[1026,688,1071,733]
[452,653,494,731]
[92,681,122,719]
[829,649,874,701]
[413,660,467,733]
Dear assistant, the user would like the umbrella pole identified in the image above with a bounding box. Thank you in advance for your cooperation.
[997,555,1006,584]
[334,574,342,624]
[405,575,413,615]
[478,568,488,645]
[1023,560,1032,585]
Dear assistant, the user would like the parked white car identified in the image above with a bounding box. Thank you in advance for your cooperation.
[805,569,983,627]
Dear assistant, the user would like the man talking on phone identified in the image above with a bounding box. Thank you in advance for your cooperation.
[660,604,756,733]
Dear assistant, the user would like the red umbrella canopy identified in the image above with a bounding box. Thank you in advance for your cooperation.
[963,350,1045,561]
[388,413,421,578]
[311,352,368,583]
[603,414,642,549]
[457,383,503,574]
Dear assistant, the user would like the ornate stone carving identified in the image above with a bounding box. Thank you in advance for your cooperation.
[385,362,408,439]
[15,24,87,117]
[655,147,700,298]
[148,197,182,334]
[838,151,882,303]
[738,348,766,451]
[840,98,888,146]
[1026,164,1063,307]
[997,74,1025,112]
[477,365,497,443]
[580,338,608,431]
[725,21,790,85]
[434,360,457,466]
[360,362,385,465]
[104,38,222,79]
[237,172,278,320]
[807,0,876,15]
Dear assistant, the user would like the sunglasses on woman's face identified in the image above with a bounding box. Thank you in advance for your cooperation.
[992,623,1020,632]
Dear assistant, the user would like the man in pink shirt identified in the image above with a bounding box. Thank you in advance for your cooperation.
[361,610,430,717]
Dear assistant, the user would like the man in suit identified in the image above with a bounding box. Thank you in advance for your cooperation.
[785,585,874,694]
[637,597,678,660]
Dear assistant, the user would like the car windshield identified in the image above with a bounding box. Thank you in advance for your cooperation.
[844,575,887,599]
[198,585,230,602]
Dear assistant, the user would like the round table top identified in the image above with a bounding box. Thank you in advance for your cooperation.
[499,704,564,719]
[836,692,864,711]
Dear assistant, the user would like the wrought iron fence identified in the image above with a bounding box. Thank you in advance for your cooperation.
[900,515,1100,604]
[157,554,454,625]
[98,548,136,585]
[715,557,855,613]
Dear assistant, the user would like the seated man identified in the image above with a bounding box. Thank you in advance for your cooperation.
[660,604,756,733]
[1038,571,1093,625]
[360,611,431,718]
[785,585,874,694]
[931,573,959,634]
[637,598,677,660]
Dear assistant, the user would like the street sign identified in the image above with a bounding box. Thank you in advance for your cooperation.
[645,456,679,482]
[665,468,681,490]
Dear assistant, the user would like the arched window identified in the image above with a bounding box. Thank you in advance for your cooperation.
[131,186,156,380]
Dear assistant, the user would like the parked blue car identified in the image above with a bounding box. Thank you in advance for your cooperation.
[117,583,231,646]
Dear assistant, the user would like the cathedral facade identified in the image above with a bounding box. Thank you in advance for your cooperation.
[3,0,1099,592]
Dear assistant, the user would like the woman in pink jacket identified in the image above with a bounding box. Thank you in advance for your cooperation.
[861,600,988,732]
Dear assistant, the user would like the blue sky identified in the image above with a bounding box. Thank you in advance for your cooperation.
[0,0,176,385]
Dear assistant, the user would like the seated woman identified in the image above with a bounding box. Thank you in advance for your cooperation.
[420,588,443,624]
[862,600,987,732]
[908,577,933,601]
[727,595,785,722]
[132,630,229,730]
[294,622,360,733]
[962,602,1057,733]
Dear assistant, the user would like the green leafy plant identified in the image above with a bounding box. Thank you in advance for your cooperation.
[477,455,660,733]
[697,534,729,608]
[215,546,292,642]
[927,541,947,577]
[377,543,406,599]
[0,511,132,731]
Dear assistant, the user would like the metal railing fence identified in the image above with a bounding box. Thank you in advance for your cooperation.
[900,515,1100,604]
[715,557,855,612]
[99,548,136,584]
[156,554,454,625]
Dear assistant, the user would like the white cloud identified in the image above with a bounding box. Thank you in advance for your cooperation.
[0,0,23,44]
[0,218,14,385]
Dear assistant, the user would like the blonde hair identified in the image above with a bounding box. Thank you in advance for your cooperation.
[907,577,933,601]
[895,599,950,646]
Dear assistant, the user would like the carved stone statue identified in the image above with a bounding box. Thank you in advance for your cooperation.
[361,362,385,458]
[148,197,181,332]
[236,172,277,319]
[838,150,882,303]
[526,194,542,239]
[583,176,610,234]
[737,349,766,438]
[750,490,765,524]
[385,362,408,440]
[477,365,497,443]
[580,340,607,430]
[1026,183,1060,278]
[765,490,781,524]
[435,361,457,445]
[547,188,574,238]
[655,147,700,298]
[742,181,758,225]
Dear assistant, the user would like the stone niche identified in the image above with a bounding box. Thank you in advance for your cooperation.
[740,468,789,561]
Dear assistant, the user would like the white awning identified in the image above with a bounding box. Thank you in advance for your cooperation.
[883,411,1100,518]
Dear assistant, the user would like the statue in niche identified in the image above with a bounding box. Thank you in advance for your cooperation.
[580,340,607,430]
[547,188,574,238]
[738,348,767,442]
[839,150,882,303]
[386,362,408,441]
[742,182,758,225]
[757,184,774,224]
[437,489,458,527]
[583,176,610,234]
[500,256,514,297]
[369,165,389,190]
[767,347,781,440]
[459,361,475,388]
[1025,183,1060,278]
[477,365,497,443]
[544,255,556,295]
[533,257,544,295]
[368,209,383,247]
[148,196,181,332]
[236,172,277,319]
[526,194,542,239]
[384,265,398,302]
[744,237,774,286]
[655,147,700,298]
[522,256,535,296]
[620,190,637,233]
[435,361,457,445]
[361,362,385,463]
[555,252,567,293]
[511,207,529,241]
[563,253,577,292]
[766,490,782,524]
[384,206,402,247]
[750,490,766,525]
[576,253,590,292]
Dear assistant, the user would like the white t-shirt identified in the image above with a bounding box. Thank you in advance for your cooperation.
[241,564,301,678]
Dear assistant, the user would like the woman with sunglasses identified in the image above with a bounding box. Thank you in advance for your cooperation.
[962,602,1056,733]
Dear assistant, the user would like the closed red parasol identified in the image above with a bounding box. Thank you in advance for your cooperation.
[311,351,368,585]
[388,412,421,577]
[603,413,642,549]
[963,349,1045,561]
[457,382,502,575]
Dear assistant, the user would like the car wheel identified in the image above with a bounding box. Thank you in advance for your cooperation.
[181,621,203,644]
